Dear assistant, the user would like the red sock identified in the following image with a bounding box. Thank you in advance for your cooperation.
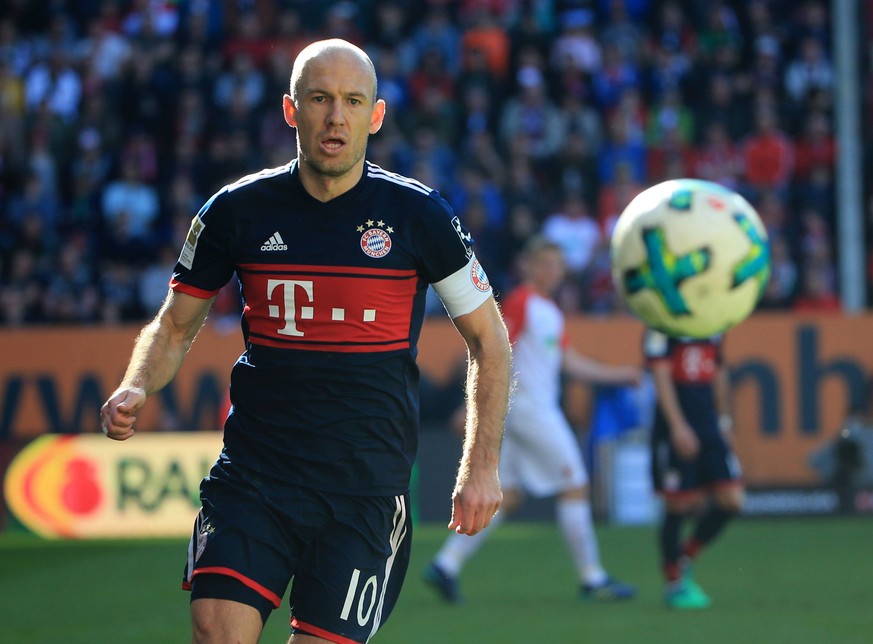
[683,538,702,560]
[664,562,681,583]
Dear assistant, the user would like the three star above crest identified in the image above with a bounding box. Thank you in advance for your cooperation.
[357,220,393,233]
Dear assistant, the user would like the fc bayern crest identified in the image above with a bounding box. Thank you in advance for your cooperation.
[361,228,392,258]
[471,258,490,291]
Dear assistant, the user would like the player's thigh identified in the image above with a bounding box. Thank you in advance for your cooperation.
[706,444,745,512]
[184,476,297,618]
[191,597,263,644]
[651,432,701,497]
[505,404,587,496]
[289,493,412,644]
[289,634,335,643]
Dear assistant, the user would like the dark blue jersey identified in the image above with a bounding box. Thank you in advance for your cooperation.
[171,160,490,496]
[643,329,724,441]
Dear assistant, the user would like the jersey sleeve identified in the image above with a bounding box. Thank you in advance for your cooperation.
[643,328,670,365]
[169,190,236,299]
[418,194,493,318]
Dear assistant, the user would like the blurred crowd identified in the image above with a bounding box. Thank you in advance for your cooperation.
[0,0,858,326]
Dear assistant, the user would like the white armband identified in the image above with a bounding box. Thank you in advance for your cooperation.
[432,254,492,318]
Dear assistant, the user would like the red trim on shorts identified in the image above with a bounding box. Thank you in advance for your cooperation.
[658,478,742,501]
[190,567,282,607]
[711,478,743,490]
[291,618,361,644]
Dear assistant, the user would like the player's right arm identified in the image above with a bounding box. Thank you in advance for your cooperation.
[651,360,699,460]
[101,290,216,441]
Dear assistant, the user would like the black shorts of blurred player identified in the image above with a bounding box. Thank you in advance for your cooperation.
[183,465,411,643]
[651,427,742,498]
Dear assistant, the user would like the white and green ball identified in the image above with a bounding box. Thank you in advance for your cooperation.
[610,178,771,338]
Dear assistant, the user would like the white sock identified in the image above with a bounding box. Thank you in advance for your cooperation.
[433,512,504,577]
[556,498,607,587]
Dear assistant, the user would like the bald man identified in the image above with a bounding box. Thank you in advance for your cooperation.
[101,39,510,644]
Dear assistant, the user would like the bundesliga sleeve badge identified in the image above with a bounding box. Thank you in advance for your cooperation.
[179,216,205,269]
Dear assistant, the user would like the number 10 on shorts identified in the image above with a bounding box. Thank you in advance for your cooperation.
[341,568,378,626]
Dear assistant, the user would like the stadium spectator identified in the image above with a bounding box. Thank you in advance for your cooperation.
[498,63,566,171]
[784,35,833,105]
[100,156,160,252]
[597,160,644,235]
[692,121,743,191]
[793,264,840,313]
[742,106,795,196]
[758,234,798,310]
[591,42,640,111]
[459,5,511,81]
[23,46,81,123]
[543,189,602,277]
[550,8,602,75]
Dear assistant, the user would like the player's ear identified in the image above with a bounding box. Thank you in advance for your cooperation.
[369,98,386,135]
[283,95,298,128]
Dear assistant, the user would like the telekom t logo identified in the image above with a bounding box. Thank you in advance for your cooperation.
[266,279,377,336]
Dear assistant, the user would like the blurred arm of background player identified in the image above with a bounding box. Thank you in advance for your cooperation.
[714,360,734,448]
[562,346,642,387]
[651,358,700,461]
[447,297,512,537]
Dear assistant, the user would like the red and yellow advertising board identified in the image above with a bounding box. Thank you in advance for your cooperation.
[0,312,872,488]
[4,432,222,538]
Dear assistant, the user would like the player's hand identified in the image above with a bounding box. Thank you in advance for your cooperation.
[100,387,147,441]
[670,421,700,460]
[448,464,502,536]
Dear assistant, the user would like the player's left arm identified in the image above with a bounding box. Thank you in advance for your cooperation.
[449,297,511,536]
[562,346,642,386]
[714,359,734,441]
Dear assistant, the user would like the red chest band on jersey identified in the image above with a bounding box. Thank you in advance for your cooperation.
[238,264,418,352]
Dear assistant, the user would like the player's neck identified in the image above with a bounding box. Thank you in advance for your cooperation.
[298,161,364,203]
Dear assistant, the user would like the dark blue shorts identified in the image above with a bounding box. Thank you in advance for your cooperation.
[650,428,742,495]
[182,467,412,643]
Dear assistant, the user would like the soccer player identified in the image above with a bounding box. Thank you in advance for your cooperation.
[425,236,639,603]
[100,39,511,644]
[644,328,743,609]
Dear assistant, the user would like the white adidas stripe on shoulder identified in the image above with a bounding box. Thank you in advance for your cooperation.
[367,164,432,196]
[225,163,293,193]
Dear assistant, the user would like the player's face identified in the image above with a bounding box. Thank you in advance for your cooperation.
[284,51,385,182]
[529,248,566,295]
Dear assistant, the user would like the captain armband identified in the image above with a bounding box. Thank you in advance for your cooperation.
[432,254,492,319]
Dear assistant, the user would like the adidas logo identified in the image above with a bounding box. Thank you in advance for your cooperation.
[261,232,287,251]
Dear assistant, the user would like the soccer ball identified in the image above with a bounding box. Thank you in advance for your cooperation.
[610,178,770,338]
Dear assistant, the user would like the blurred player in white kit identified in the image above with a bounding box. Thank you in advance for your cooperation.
[425,236,640,603]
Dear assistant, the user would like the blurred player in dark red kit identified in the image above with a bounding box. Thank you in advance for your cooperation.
[101,39,511,644]
[644,328,743,609]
